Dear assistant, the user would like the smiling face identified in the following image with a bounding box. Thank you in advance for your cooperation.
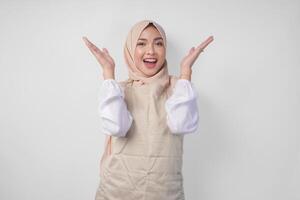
[133,24,166,77]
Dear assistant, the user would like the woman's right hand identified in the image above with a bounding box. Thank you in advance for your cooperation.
[82,36,115,79]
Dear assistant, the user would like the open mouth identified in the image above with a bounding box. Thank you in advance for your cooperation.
[143,58,157,63]
[143,58,157,68]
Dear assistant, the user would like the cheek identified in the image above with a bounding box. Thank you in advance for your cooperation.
[158,49,166,61]
[134,49,144,63]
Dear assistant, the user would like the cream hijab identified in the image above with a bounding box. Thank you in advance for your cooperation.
[123,19,170,86]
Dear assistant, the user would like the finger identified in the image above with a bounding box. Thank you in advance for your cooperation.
[103,48,109,54]
[191,46,204,58]
[83,37,100,52]
[189,47,195,55]
[201,36,214,47]
[102,48,113,63]
[82,37,90,47]
[184,36,214,67]
[196,36,214,51]
[83,38,105,57]
[82,36,93,47]
[82,37,110,67]
[82,36,89,42]
[86,43,106,62]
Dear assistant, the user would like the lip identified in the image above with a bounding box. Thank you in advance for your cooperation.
[143,59,157,69]
[143,58,157,62]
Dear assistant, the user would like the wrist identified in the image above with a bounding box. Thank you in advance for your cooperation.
[103,70,115,80]
[180,67,192,81]
[180,74,191,81]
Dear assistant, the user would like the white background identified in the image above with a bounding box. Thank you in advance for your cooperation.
[0,0,299,199]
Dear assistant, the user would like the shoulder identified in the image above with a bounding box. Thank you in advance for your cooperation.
[116,79,132,90]
[165,75,179,98]
[169,75,179,86]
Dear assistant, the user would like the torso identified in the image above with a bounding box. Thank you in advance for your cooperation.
[95,75,186,200]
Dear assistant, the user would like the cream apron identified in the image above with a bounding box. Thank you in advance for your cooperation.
[95,75,185,200]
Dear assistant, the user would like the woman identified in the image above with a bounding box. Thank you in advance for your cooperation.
[83,19,213,200]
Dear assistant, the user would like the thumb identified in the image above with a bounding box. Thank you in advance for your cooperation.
[103,48,109,54]
[189,47,195,55]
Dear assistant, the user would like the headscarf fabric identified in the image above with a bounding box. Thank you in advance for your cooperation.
[123,20,170,86]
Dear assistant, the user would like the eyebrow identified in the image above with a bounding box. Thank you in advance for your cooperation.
[138,37,163,41]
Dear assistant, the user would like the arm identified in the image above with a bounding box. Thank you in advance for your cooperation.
[167,35,213,134]
[82,37,133,136]
[98,79,133,137]
[165,79,199,135]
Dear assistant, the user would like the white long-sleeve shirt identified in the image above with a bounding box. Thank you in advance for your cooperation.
[98,79,199,137]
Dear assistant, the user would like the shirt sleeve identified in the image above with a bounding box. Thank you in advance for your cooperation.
[165,79,199,135]
[98,79,133,137]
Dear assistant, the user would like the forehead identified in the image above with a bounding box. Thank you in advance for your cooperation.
[138,25,163,40]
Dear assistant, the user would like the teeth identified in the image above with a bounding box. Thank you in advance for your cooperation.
[144,58,157,62]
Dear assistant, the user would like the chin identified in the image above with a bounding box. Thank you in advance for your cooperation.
[143,66,163,77]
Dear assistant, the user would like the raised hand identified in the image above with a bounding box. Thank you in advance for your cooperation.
[82,36,115,79]
[180,36,214,80]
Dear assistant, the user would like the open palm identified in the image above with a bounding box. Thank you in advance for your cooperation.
[82,36,115,71]
[180,36,214,69]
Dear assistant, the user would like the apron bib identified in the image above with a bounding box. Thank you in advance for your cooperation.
[95,76,185,200]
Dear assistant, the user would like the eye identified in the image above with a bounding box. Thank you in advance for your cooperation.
[156,42,163,46]
[137,42,145,46]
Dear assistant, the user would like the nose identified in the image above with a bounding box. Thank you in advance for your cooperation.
[146,44,155,55]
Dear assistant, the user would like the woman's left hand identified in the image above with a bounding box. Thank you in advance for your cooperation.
[180,36,214,80]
